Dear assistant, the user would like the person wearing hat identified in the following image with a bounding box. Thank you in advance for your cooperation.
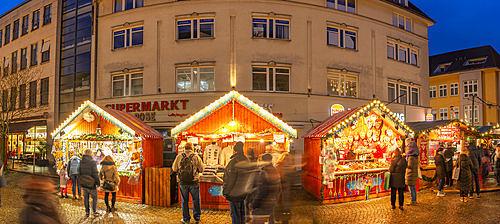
[58,164,70,198]
[223,141,251,224]
[19,175,62,223]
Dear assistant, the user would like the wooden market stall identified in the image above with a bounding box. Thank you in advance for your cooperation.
[51,101,164,204]
[302,100,414,204]
[171,91,297,209]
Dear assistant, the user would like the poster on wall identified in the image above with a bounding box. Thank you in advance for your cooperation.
[418,138,429,166]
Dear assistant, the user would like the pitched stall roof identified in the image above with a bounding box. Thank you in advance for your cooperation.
[51,101,164,138]
[303,108,360,138]
[406,120,480,136]
[430,45,500,77]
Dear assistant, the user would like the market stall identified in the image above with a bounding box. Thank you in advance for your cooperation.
[51,101,164,204]
[171,91,297,209]
[303,100,414,203]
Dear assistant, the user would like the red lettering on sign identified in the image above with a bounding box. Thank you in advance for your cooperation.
[161,101,169,110]
[126,103,132,112]
[133,103,140,112]
[105,104,112,109]
[141,102,151,111]
[152,101,160,111]
[119,104,125,111]
[171,100,179,110]
[180,100,189,110]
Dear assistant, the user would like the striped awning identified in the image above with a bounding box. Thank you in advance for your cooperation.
[303,108,360,138]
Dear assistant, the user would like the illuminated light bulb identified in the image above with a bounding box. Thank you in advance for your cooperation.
[222,128,228,132]
[200,138,204,141]
[273,142,277,145]
[260,138,264,143]
[228,120,237,127]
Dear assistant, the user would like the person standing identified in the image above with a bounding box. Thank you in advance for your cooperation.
[457,148,473,202]
[405,139,419,204]
[444,143,455,187]
[495,146,500,186]
[0,157,6,207]
[79,149,101,217]
[223,142,251,224]
[67,152,82,200]
[252,154,281,224]
[58,164,70,198]
[389,148,407,210]
[19,175,62,223]
[99,155,120,212]
[435,147,447,197]
[468,141,482,198]
[173,142,205,224]
[276,150,293,223]
[244,148,259,223]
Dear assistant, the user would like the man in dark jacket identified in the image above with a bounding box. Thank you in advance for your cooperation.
[389,148,407,210]
[468,141,482,198]
[79,149,101,217]
[252,153,281,224]
[443,143,455,187]
[223,142,250,224]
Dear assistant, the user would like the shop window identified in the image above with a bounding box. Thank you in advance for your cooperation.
[177,18,214,40]
[252,18,289,40]
[388,82,419,105]
[22,15,29,35]
[113,26,143,49]
[464,105,479,124]
[11,51,18,74]
[5,24,10,45]
[439,108,448,120]
[114,0,144,13]
[450,83,459,96]
[327,27,357,50]
[327,0,356,13]
[32,10,40,30]
[463,80,478,98]
[19,84,26,109]
[392,12,411,32]
[43,4,52,25]
[41,78,49,105]
[252,67,289,92]
[430,86,436,99]
[13,20,19,40]
[176,67,215,92]
[439,84,447,97]
[31,43,38,66]
[387,41,418,66]
[112,73,143,97]
[29,81,37,108]
[327,73,358,97]
[41,40,50,62]
[21,48,27,70]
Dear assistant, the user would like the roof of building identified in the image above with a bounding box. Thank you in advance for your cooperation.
[430,45,500,77]
[382,0,435,23]
[0,0,32,20]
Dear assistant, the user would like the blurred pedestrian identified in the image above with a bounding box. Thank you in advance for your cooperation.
[435,147,447,197]
[468,141,482,198]
[19,175,62,224]
[58,164,69,198]
[172,142,205,224]
[244,148,259,223]
[444,143,455,187]
[495,146,500,186]
[457,147,473,202]
[252,154,281,224]
[223,142,251,224]
[405,139,419,204]
[67,152,82,200]
[79,149,101,217]
[0,157,6,207]
[276,150,292,223]
[389,148,407,210]
[99,155,120,212]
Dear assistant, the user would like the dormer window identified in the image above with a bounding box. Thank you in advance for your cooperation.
[433,62,452,74]
[392,0,408,6]
[464,57,487,66]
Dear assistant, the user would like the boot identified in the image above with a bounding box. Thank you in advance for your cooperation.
[73,195,76,200]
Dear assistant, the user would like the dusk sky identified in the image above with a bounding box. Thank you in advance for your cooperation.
[0,0,499,56]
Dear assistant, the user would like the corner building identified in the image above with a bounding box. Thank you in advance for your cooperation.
[92,0,434,163]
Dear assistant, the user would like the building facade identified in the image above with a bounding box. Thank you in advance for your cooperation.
[429,45,500,126]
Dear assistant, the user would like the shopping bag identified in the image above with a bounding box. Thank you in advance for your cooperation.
[383,172,391,191]
[452,158,461,180]
[418,167,422,179]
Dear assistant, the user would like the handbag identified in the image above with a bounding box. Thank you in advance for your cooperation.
[102,171,115,191]
[452,158,461,180]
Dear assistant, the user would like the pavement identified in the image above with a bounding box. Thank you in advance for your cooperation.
[1,172,500,224]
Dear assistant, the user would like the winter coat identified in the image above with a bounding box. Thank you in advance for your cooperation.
[456,154,473,192]
[58,169,69,185]
[444,147,455,172]
[434,153,447,179]
[495,149,500,170]
[19,188,62,224]
[0,159,6,188]
[99,161,120,192]
[78,155,100,189]
[405,156,419,186]
[405,142,419,157]
[389,154,407,189]
[172,149,205,184]
[223,152,251,201]
[252,164,281,211]
[468,145,482,170]
[67,156,81,175]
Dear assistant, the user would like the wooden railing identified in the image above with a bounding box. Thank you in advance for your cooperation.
[145,167,171,207]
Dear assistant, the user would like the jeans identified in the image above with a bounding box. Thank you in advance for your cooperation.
[470,168,480,196]
[180,184,201,222]
[438,178,445,192]
[104,192,116,208]
[83,188,98,214]
[408,185,416,202]
[70,175,81,196]
[390,187,404,207]
[229,200,245,224]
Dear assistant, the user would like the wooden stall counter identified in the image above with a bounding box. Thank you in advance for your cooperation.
[178,175,230,210]
[68,175,142,204]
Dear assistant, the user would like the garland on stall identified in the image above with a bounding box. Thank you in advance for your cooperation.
[420,173,437,182]
[69,134,134,141]
[118,171,133,177]
[412,119,481,137]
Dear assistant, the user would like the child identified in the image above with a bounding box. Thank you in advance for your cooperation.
[58,164,69,198]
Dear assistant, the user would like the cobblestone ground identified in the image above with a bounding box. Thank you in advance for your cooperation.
[1,172,500,224]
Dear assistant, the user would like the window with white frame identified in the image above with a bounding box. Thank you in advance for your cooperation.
[430,86,436,98]
[112,73,143,97]
[439,84,447,97]
[439,108,448,120]
[252,67,290,92]
[327,73,358,97]
[176,67,215,92]
[114,0,144,13]
[252,18,290,40]
[327,27,357,50]
[450,83,458,96]
[113,26,143,49]
[388,82,419,105]
[387,41,418,65]
[450,106,459,119]
[464,105,479,124]
[392,12,411,32]
[326,0,356,13]
[463,80,478,98]
[177,18,214,40]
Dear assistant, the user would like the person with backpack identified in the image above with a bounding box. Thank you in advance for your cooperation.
[172,142,205,224]
[252,153,281,224]
[67,152,82,200]
[223,142,251,224]
[79,149,101,217]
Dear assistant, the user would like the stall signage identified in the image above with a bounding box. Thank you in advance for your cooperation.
[330,104,345,116]
[426,114,433,121]
[418,138,429,166]
[105,100,189,112]
[258,103,283,118]
[273,134,285,143]
[435,124,459,140]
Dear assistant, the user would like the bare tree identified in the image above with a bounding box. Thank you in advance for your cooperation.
[0,67,43,162]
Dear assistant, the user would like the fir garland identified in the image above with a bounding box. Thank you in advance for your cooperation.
[420,173,437,182]
[69,134,134,141]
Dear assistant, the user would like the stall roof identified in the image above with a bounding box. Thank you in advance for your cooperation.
[405,120,453,133]
[474,126,491,134]
[303,100,413,138]
[171,91,297,138]
[51,101,164,138]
